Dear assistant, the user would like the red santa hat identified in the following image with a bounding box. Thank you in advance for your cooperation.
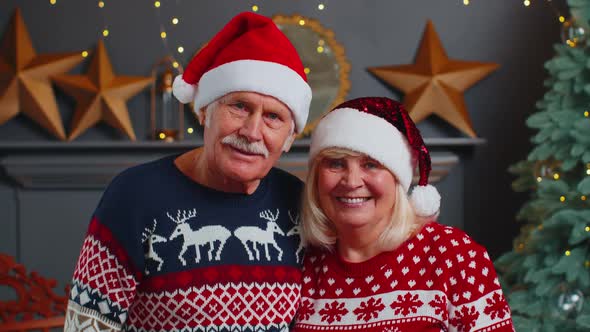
[309,97,441,217]
[172,12,312,133]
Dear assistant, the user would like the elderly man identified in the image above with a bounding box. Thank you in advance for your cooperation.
[64,12,311,332]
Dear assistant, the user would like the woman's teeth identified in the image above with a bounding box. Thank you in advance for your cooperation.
[338,197,369,204]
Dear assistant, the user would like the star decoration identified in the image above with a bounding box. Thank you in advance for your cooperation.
[0,8,85,140]
[368,20,499,138]
[52,40,152,141]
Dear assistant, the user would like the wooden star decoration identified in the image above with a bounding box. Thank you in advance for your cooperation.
[0,8,85,140]
[52,40,152,141]
[368,20,499,138]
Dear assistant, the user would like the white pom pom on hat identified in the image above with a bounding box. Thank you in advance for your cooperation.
[309,97,441,219]
[409,184,441,217]
[172,75,196,104]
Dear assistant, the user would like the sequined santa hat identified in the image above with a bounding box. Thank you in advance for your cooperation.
[172,12,312,133]
[309,97,441,217]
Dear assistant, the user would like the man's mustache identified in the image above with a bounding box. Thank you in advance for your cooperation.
[221,134,269,158]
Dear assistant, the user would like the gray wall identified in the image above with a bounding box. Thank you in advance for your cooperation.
[0,0,563,288]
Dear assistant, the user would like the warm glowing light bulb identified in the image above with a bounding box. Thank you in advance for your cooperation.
[160,31,167,38]
[559,16,566,23]
[582,195,587,201]
[187,127,194,134]
[98,1,105,8]
[560,196,566,202]
[82,51,89,57]
[524,0,531,6]
[565,250,571,256]
[50,0,57,5]
[318,3,325,10]
[585,226,590,232]
[585,111,589,117]
[586,169,590,175]
[463,0,469,5]
[586,261,590,268]
[299,19,305,26]
[553,173,560,180]
[154,1,161,8]
[318,39,325,46]
[536,177,542,183]
[177,46,184,53]
[304,67,311,74]
[159,132,166,139]
[172,17,179,25]
[102,29,109,37]
[317,46,324,53]
[252,5,259,12]
[173,61,179,68]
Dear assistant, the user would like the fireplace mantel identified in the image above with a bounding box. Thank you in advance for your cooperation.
[0,138,484,189]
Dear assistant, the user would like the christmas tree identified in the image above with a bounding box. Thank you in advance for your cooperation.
[495,1,590,330]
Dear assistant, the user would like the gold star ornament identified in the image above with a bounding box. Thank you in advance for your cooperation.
[368,20,499,138]
[0,8,86,140]
[53,40,152,141]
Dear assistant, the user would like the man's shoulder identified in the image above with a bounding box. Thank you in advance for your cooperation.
[108,154,177,189]
[268,167,304,189]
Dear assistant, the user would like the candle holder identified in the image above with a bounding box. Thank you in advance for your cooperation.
[150,56,184,142]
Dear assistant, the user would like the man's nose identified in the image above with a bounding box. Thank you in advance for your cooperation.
[238,112,263,141]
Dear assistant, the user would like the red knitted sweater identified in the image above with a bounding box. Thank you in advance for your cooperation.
[292,222,514,332]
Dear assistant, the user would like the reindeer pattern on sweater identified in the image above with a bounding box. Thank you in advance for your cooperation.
[64,155,304,332]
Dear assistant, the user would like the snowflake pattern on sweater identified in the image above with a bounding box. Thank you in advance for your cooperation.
[292,222,514,332]
[64,155,304,332]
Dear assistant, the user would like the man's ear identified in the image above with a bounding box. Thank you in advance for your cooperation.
[197,107,207,126]
[282,133,297,152]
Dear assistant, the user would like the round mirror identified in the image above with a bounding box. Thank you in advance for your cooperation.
[272,14,350,137]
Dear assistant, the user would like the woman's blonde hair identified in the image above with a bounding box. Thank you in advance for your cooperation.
[301,147,427,252]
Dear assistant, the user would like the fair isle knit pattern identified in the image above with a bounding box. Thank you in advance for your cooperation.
[293,222,514,332]
[64,155,304,332]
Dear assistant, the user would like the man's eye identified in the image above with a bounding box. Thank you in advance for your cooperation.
[266,112,280,120]
[232,102,247,110]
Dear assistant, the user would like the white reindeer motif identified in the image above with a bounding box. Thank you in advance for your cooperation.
[168,209,231,266]
[234,209,284,261]
[287,210,304,263]
[142,218,167,273]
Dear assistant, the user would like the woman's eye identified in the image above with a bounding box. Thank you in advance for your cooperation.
[266,112,280,120]
[364,161,380,169]
[325,158,345,169]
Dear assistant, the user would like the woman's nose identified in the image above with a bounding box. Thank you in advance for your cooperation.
[341,164,364,188]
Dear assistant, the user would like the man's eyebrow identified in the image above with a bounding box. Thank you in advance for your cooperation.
[224,94,256,105]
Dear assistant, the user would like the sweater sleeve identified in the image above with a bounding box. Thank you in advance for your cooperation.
[64,173,144,331]
[446,234,514,332]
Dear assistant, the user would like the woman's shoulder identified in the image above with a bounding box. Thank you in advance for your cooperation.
[417,222,490,257]
[302,246,330,261]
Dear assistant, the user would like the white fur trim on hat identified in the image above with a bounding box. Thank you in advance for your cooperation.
[310,107,413,191]
[193,59,312,134]
[409,184,441,217]
[172,75,197,104]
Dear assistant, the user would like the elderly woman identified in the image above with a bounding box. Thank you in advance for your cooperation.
[292,97,514,332]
